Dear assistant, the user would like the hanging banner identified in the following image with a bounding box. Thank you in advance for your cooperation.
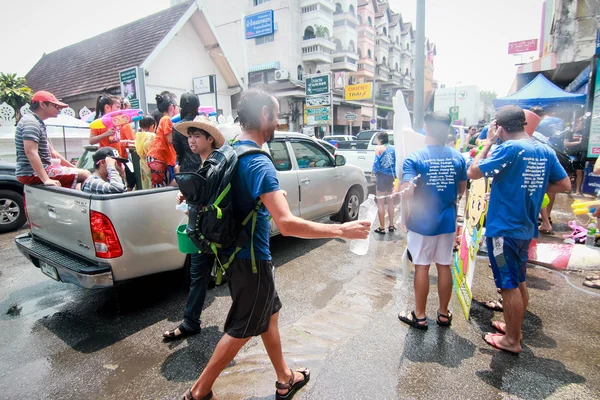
[588,58,600,157]
[452,178,490,319]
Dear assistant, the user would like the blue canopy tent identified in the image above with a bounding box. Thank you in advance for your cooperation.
[494,74,586,109]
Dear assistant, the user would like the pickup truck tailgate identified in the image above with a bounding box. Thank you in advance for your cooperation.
[24,186,96,259]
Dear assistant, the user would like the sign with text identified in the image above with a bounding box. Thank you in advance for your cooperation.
[305,95,330,106]
[119,67,140,109]
[449,106,459,122]
[345,113,357,121]
[345,82,372,101]
[508,39,538,55]
[245,10,274,39]
[452,178,490,320]
[193,75,215,95]
[304,105,330,125]
[305,74,330,96]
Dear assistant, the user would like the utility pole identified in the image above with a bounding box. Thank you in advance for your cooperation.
[414,0,425,131]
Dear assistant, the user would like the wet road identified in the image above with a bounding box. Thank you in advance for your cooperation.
[1,215,599,399]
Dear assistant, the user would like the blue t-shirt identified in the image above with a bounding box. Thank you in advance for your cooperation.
[229,141,280,260]
[402,145,468,236]
[537,117,565,151]
[373,145,396,176]
[478,139,567,240]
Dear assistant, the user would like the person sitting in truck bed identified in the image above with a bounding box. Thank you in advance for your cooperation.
[81,147,127,194]
[15,91,90,188]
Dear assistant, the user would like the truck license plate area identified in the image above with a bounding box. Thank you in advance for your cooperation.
[40,261,59,281]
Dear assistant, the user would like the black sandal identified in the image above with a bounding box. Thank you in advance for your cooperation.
[163,324,198,341]
[398,311,428,330]
[436,310,452,327]
[374,227,386,234]
[181,389,213,400]
[275,368,310,400]
[388,225,396,232]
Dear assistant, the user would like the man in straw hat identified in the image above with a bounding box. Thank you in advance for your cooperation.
[181,88,370,400]
[468,105,570,355]
[163,115,224,341]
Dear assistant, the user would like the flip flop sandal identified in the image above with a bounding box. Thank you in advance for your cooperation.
[163,324,198,341]
[181,389,213,400]
[436,310,452,327]
[374,227,386,234]
[582,280,600,289]
[539,229,554,235]
[275,368,310,400]
[398,311,428,330]
[491,321,506,334]
[483,298,503,312]
[585,275,600,281]
[482,333,520,355]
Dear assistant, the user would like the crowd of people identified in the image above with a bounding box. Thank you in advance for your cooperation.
[11,88,597,398]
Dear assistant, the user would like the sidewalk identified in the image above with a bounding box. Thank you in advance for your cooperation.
[527,193,600,271]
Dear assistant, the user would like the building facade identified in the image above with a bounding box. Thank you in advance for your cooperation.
[196,0,432,133]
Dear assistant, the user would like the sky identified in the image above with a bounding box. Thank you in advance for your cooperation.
[1,0,544,96]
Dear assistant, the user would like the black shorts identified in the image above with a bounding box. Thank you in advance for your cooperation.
[376,174,394,192]
[224,258,282,339]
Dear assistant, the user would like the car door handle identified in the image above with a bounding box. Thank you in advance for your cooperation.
[333,174,341,179]
[301,177,310,184]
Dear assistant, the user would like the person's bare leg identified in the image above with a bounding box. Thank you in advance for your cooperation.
[493,282,527,340]
[575,169,583,195]
[387,193,395,228]
[261,312,307,395]
[539,207,552,232]
[489,288,523,353]
[547,192,556,217]
[376,190,385,229]
[436,263,452,321]
[190,334,251,398]
[414,265,430,319]
[77,169,90,183]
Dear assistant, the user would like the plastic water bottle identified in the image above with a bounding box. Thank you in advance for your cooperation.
[176,201,188,213]
[349,194,378,255]
[586,222,597,247]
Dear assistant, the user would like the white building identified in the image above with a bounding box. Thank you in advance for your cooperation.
[26,2,245,117]
[434,85,483,126]
[187,0,426,133]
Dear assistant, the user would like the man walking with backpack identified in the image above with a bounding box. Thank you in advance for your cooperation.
[181,88,371,400]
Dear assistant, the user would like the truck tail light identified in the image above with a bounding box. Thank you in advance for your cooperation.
[90,211,122,258]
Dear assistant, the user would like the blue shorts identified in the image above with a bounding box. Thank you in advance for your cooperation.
[487,237,531,290]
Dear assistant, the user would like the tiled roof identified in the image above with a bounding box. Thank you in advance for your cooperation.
[402,22,414,35]
[26,2,192,100]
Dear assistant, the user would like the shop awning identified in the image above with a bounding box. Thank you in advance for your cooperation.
[566,65,591,95]
[248,62,280,72]
[377,105,394,111]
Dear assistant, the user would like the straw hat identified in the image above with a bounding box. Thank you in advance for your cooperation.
[174,115,225,148]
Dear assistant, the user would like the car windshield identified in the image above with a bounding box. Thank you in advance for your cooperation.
[357,131,377,140]
[371,134,395,146]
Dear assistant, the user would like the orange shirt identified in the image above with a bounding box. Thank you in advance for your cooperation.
[90,123,135,159]
[147,115,176,166]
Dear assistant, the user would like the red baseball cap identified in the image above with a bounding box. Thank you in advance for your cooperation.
[31,91,68,108]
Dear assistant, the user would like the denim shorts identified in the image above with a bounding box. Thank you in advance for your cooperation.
[487,236,531,290]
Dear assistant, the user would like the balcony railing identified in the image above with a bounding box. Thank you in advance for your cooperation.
[357,63,375,73]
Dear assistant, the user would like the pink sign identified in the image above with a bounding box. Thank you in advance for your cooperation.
[508,39,538,55]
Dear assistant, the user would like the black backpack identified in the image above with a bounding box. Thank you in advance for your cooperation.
[531,135,574,175]
[174,143,273,273]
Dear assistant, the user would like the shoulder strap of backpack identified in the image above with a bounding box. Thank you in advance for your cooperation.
[212,144,274,274]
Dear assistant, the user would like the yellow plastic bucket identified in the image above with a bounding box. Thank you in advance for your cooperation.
[176,225,199,254]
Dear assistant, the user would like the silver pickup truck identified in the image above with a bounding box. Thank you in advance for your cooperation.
[15,132,367,289]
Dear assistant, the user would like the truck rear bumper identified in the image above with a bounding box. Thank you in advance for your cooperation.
[15,233,114,289]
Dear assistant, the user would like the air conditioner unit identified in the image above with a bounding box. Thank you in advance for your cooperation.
[275,69,290,80]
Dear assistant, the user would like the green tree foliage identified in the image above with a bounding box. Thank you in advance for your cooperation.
[0,73,33,123]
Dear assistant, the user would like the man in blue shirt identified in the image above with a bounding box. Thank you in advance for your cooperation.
[398,111,467,330]
[183,89,371,400]
[468,106,570,355]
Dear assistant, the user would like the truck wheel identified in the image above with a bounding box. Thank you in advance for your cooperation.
[0,190,26,233]
[341,187,362,222]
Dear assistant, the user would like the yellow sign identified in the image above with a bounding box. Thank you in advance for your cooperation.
[345,82,372,101]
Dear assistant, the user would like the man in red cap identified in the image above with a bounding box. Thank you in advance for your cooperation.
[15,91,90,188]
